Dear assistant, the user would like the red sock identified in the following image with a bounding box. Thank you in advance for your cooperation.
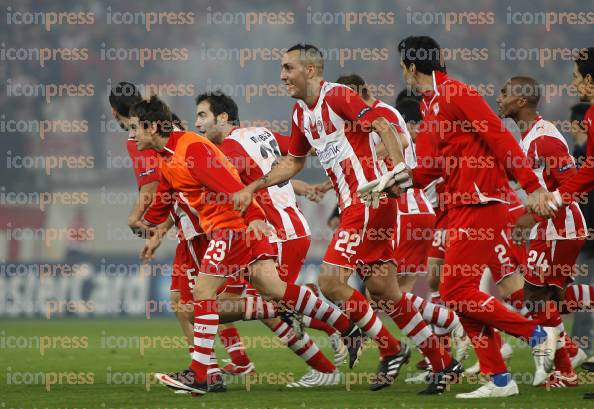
[493,330,503,349]
[190,300,219,383]
[554,336,575,375]
[207,351,222,384]
[386,296,452,371]
[563,333,579,358]
[219,325,252,367]
[430,291,442,305]
[343,290,401,357]
[405,292,457,330]
[302,316,337,336]
[282,283,351,334]
[562,284,594,313]
[272,320,335,373]
[462,316,507,375]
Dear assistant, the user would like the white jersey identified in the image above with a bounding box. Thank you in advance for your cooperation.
[371,101,433,215]
[520,116,587,240]
[221,127,310,242]
[287,81,386,211]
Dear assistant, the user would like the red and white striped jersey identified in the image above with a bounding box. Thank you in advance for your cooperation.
[520,116,587,240]
[370,101,433,215]
[221,127,310,242]
[288,81,386,211]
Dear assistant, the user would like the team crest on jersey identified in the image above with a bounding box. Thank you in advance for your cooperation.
[433,103,440,115]
[316,119,323,132]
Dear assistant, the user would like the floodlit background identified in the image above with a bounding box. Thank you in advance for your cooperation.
[0,0,592,322]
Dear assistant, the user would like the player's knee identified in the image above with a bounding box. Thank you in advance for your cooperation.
[318,273,340,301]
[260,283,282,300]
[192,284,217,301]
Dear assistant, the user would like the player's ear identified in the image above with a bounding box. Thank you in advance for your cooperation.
[218,112,229,125]
[150,121,159,135]
[585,73,594,86]
[306,63,317,79]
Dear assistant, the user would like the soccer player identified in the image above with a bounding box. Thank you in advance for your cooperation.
[397,35,557,398]
[497,76,588,387]
[108,82,196,365]
[532,47,594,214]
[335,74,470,367]
[234,44,462,394]
[129,96,364,396]
[109,83,247,391]
[194,90,346,387]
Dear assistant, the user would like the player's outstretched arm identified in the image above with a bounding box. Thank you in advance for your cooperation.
[234,155,306,213]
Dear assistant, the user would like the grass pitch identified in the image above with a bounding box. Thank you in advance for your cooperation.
[1,318,591,409]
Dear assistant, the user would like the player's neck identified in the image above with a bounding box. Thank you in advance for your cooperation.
[153,134,169,151]
[303,78,323,106]
[219,124,234,143]
[515,109,538,133]
[415,73,434,94]
[363,96,376,107]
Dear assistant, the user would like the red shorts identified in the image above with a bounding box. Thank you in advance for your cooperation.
[489,205,528,284]
[175,235,252,303]
[394,212,436,273]
[176,236,208,303]
[274,235,311,284]
[427,207,448,259]
[200,229,276,278]
[170,241,186,292]
[323,201,396,274]
[523,238,585,289]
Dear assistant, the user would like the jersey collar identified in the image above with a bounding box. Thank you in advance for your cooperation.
[520,114,542,139]
[160,131,184,156]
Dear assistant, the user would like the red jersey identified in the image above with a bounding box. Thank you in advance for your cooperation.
[414,71,540,208]
[519,116,587,240]
[143,176,204,240]
[126,138,160,188]
[558,104,594,199]
[220,127,310,242]
[288,81,387,211]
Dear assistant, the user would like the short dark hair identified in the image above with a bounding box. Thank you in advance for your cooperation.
[336,73,369,99]
[196,91,240,126]
[576,47,594,78]
[570,102,591,123]
[395,88,422,106]
[509,76,541,107]
[129,95,174,137]
[287,43,324,72]
[395,99,422,123]
[398,36,446,75]
[109,82,143,117]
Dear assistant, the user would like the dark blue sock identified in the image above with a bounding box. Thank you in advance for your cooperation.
[529,325,546,348]
[492,372,511,387]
